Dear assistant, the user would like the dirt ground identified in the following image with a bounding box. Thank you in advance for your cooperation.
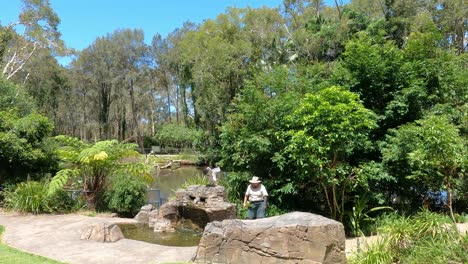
[0,209,197,264]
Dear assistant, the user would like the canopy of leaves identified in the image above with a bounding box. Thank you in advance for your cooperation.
[153,123,203,148]
[0,77,56,184]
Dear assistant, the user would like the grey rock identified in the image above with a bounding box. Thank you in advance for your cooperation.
[80,222,124,243]
[140,204,153,212]
[193,212,346,264]
[148,209,159,228]
[134,211,149,224]
[151,185,236,232]
[154,218,175,232]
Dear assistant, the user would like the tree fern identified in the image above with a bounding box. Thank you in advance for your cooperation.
[114,162,154,185]
[48,169,78,195]
[48,137,152,208]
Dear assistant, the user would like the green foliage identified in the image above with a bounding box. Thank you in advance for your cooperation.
[46,189,77,213]
[382,114,466,217]
[0,77,34,116]
[154,123,203,148]
[342,31,403,117]
[218,171,251,204]
[347,194,393,237]
[2,0,467,236]
[2,180,77,214]
[454,213,468,223]
[180,173,210,189]
[0,77,57,185]
[3,181,50,214]
[265,203,286,217]
[47,169,78,195]
[49,136,153,209]
[219,65,322,179]
[276,86,377,220]
[104,174,147,217]
[349,210,468,264]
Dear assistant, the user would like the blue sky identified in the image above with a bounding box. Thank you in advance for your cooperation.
[1,0,344,65]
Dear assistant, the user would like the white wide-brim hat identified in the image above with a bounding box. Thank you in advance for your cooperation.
[249,176,261,183]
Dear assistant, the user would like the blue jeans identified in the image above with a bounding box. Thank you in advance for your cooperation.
[247,201,266,219]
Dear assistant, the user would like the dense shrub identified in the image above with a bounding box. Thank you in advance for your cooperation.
[349,210,468,264]
[153,123,203,148]
[3,181,50,214]
[2,181,78,214]
[46,189,77,213]
[0,77,58,185]
[104,174,147,217]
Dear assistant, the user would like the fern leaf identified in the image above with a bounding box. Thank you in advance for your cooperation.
[48,169,78,195]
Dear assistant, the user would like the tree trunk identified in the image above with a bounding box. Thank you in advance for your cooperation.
[175,83,180,124]
[166,84,171,122]
[99,82,112,139]
[129,79,145,153]
[181,84,189,125]
[334,0,343,20]
[446,175,456,222]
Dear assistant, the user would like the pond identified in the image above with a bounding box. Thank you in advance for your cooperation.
[118,222,202,247]
[149,166,204,201]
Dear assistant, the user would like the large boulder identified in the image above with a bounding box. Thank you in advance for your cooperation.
[80,222,124,243]
[152,185,236,232]
[193,212,346,264]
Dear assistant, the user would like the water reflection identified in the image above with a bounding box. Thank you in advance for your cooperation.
[151,166,203,199]
[118,223,202,246]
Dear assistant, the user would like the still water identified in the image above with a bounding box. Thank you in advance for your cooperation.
[150,166,204,200]
[118,223,202,247]
[126,166,205,246]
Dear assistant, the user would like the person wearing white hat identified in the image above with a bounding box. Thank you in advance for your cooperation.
[243,176,268,219]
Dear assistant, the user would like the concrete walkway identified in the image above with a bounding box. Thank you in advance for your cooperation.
[0,211,197,264]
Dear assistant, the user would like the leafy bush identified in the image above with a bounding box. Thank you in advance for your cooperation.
[49,137,153,210]
[154,123,203,148]
[349,210,468,264]
[3,181,50,214]
[217,171,251,204]
[104,174,147,217]
[46,189,77,213]
[265,203,286,217]
[0,77,58,185]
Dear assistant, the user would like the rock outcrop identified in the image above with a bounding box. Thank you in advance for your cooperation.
[193,212,346,264]
[134,204,156,225]
[80,222,124,243]
[151,185,237,232]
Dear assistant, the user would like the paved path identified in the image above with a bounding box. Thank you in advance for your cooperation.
[0,211,197,264]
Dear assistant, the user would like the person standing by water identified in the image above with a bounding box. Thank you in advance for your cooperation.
[243,176,268,219]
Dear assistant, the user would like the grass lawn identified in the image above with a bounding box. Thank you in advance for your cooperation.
[0,225,64,264]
